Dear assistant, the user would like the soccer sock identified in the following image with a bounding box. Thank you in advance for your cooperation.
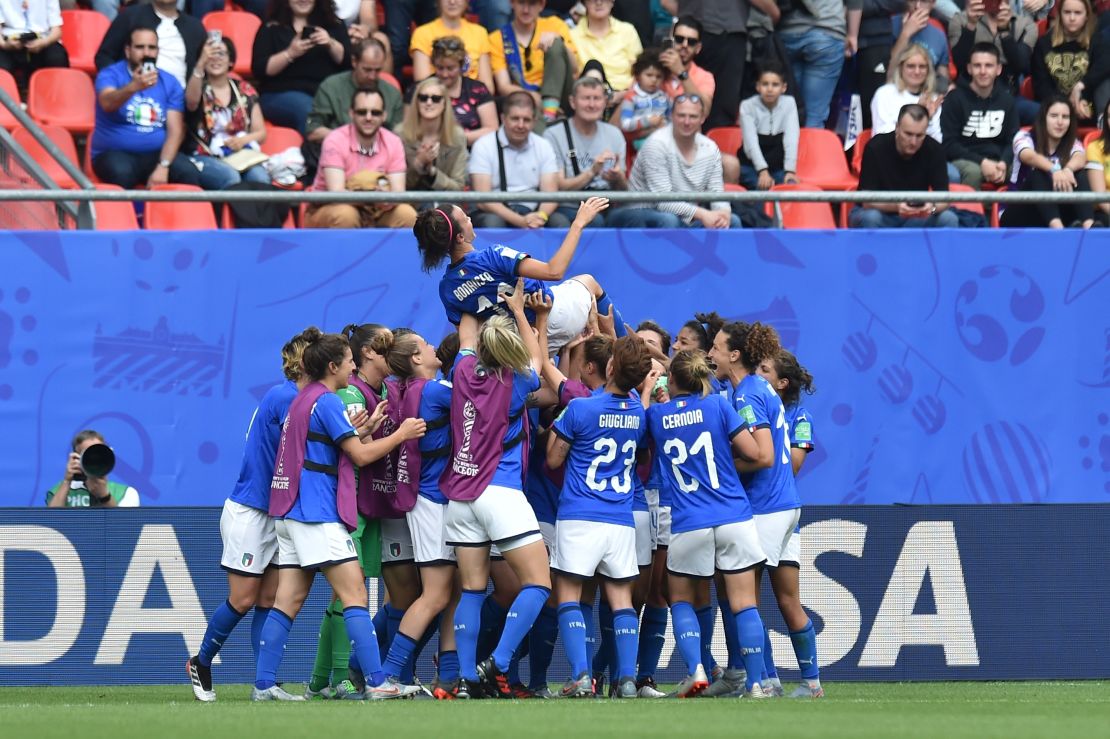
[372,605,389,654]
[592,601,615,679]
[384,603,405,658]
[507,652,522,686]
[528,605,559,690]
[493,585,550,673]
[308,607,334,691]
[595,292,628,338]
[636,605,668,680]
[197,599,245,668]
[402,619,438,684]
[558,602,589,677]
[455,589,485,682]
[763,627,778,680]
[477,594,509,664]
[330,602,351,686]
[735,606,766,691]
[790,619,820,681]
[696,605,716,674]
[344,605,385,687]
[670,601,702,675]
[251,606,271,665]
[720,604,742,670]
[382,631,417,680]
[255,608,293,690]
[438,649,460,683]
[580,600,596,661]
[612,608,639,680]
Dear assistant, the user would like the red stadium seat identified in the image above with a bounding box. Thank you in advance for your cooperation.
[1084,129,1102,148]
[851,129,872,176]
[145,184,219,230]
[92,183,140,230]
[796,128,858,190]
[706,126,742,157]
[12,124,81,189]
[1020,77,1034,100]
[61,10,110,75]
[260,123,303,156]
[220,203,295,228]
[0,69,21,130]
[83,129,101,184]
[27,68,96,135]
[202,11,261,78]
[766,183,837,229]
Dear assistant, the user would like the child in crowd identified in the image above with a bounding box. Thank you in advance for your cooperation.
[739,61,800,191]
[616,49,671,148]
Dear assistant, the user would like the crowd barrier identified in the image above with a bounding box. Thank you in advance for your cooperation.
[1,505,1107,686]
[1,228,1106,507]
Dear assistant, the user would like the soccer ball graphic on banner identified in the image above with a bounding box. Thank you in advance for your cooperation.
[954,265,1045,366]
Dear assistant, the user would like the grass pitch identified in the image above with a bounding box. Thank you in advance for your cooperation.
[1,682,1107,739]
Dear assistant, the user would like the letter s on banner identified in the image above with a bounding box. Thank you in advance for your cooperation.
[0,526,86,666]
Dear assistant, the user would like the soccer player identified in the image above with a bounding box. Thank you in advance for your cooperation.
[188,328,314,702]
[412,197,624,353]
[378,331,465,698]
[757,349,823,698]
[709,322,820,699]
[442,280,552,699]
[252,329,426,701]
[546,334,653,699]
[646,350,771,698]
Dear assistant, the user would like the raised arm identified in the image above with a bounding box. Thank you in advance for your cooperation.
[515,196,609,280]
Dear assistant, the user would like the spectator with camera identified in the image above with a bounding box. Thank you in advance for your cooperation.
[659,16,715,106]
[0,0,68,77]
[46,430,139,508]
[95,0,206,88]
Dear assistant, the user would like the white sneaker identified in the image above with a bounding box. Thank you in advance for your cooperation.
[365,676,422,700]
[701,667,745,698]
[789,680,825,699]
[636,678,666,699]
[744,683,770,700]
[671,664,709,698]
[186,657,215,703]
[251,685,305,702]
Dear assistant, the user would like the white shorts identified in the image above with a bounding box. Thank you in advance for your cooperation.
[381,516,415,565]
[656,505,673,547]
[547,279,593,354]
[275,519,358,570]
[644,488,660,549]
[755,508,802,568]
[539,520,557,560]
[780,528,800,568]
[553,519,639,581]
[406,495,456,566]
[667,519,766,578]
[634,510,652,567]
[445,485,542,552]
[220,499,278,576]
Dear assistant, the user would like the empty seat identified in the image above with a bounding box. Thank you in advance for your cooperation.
[0,69,21,130]
[61,10,111,75]
[260,123,303,156]
[706,126,741,158]
[27,68,96,134]
[92,183,140,230]
[12,125,82,189]
[767,183,837,229]
[796,128,858,191]
[145,184,219,230]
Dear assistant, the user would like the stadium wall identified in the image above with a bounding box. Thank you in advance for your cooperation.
[1,228,1106,507]
[1,505,1108,685]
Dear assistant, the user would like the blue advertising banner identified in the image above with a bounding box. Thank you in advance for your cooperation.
[0,228,1107,507]
[1,506,1107,686]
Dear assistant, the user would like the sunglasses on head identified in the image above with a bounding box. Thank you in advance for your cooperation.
[674,94,703,104]
[418,93,445,103]
[353,107,385,117]
[433,37,464,51]
[672,33,699,46]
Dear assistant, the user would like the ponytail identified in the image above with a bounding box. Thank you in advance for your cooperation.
[413,203,462,273]
[669,350,713,398]
[281,325,321,380]
[773,349,815,408]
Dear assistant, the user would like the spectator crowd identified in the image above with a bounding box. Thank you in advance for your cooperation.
[7,0,1110,228]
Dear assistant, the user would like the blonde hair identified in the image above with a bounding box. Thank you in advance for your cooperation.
[1052,0,1096,47]
[401,76,463,149]
[386,332,423,378]
[669,350,713,398]
[891,43,936,95]
[282,326,320,380]
[478,314,531,374]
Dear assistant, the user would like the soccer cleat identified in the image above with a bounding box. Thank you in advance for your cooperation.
[304,684,337,700]
[560,671,594,699]
[528,686,558,699]
[510,682,534,699]
[710,664,725,683]
[615,677,638,699]
[744,683,770,700]
[250,685,305,702]
[347,666,367,692]
[593,674,606,699]
[635,677,666,699]
[671,664,709,698]
[701,667,745,698]
[454,678,486,700]
[477,657,513,699]
[365,676,422,700]
[186,657,216,703]
[789,680,825,699]
[432,678,459,700]
[333,679,365,700]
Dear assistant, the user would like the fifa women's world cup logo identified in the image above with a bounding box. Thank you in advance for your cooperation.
[271,417,291,490]
[452,400,479,477]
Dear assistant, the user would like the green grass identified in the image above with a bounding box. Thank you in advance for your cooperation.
[1,683,1108,739]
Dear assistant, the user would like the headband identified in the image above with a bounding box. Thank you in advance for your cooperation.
[434,208,454,244]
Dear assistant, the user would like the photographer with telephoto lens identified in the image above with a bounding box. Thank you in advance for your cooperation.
[46,430,140,508]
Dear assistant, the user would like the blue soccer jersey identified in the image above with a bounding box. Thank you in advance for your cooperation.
[285,391,358,523]
[553,392,646,527]
[230,380,298,512]
[646,393,753,534]
[786,403,815,452]
[439,244,552,325]
[492,362,541,491]
[526,407,560,525]
[732,374,800,515]
[418,379,453,504]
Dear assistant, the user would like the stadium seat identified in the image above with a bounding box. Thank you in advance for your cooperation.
[1084,129,1102,148]
[82,130,102,184]
[851,129,872,175]
[92,183,140,230]
[202,11,261,77]
[220,203,295,228]
[12,124,81,189]
[0,69,21,130]
[145,184,219,230]
[706,126,742,158]
[1020,77,1034,100]
[27,68,96,134]
[260,123,303,156]
[61,10,110,75]
[796,128,858,190]
[765,183,836,229]
[380,72,402,92]
[947,183,1000,227]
